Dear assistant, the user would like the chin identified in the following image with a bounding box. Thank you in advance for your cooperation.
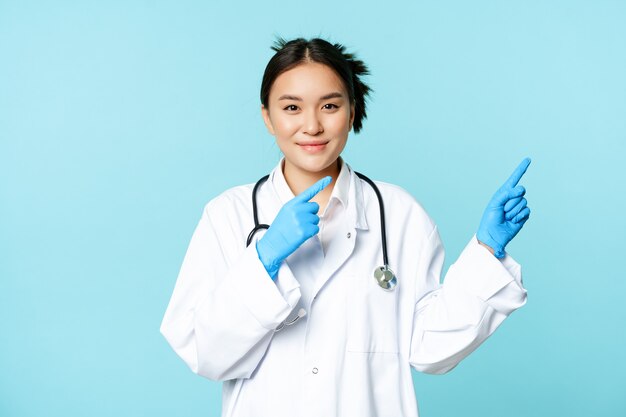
[305,159,340,173]
[287,157,338,174]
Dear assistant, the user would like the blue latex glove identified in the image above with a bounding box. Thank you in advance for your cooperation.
[477,158,531,258]
[256,176,332,280]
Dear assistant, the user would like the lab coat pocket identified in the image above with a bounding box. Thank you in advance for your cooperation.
[346,273,400,354]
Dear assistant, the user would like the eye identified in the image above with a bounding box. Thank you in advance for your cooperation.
[283,104,299,112]
[323,103,339,110]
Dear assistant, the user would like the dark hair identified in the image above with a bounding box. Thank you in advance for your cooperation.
[260,37,372,134]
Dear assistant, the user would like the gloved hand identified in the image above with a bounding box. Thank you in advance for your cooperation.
[256,176,332,280]
[477,158,531,258]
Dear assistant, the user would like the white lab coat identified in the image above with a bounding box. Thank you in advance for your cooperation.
[160,158,527,417]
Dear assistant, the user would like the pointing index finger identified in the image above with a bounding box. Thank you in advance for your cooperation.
[295,176,332,203]
[503,157,531,189]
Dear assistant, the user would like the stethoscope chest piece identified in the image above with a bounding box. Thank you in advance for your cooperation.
[374,265,397,291]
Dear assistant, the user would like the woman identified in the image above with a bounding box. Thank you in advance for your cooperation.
[160,37,531,417]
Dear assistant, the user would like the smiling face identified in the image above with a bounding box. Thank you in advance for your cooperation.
[261,62,355,182]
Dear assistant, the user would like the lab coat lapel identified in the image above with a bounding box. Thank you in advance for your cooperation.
[311,167,369,299]
[313,225,357,298]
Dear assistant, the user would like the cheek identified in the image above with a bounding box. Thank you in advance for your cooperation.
[272,114,299,135]
[329,110,352,131]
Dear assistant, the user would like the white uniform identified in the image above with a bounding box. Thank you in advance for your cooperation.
[160,158,527,417]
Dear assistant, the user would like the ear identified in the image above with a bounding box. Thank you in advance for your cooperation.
[261,104,275,135]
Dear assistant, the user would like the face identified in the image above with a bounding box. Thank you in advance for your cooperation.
[261,62,355,179]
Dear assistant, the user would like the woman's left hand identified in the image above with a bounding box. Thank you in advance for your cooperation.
[477,158,531,258]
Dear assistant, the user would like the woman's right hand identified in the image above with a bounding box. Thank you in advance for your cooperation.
[256,176,332,280]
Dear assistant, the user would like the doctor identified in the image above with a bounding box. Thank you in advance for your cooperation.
[160,37,531,417]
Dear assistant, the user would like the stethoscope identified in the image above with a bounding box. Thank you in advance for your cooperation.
[245,171,398,292]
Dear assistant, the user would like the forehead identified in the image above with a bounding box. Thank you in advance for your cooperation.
[269,62,347,100]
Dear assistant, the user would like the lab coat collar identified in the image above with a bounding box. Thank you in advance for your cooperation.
[269,157,369,231]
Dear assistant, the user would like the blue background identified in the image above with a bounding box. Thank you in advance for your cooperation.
[1,1,625,416]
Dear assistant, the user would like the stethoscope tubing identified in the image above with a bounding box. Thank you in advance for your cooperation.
[245,170,397,291]
[354,171,389,268]
[246,174,271,247]
[246,171,390,267]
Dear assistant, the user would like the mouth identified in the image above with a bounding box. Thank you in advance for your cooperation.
[297,140,329,153]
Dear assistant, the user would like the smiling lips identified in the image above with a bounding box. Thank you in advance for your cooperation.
[298,141,329,153]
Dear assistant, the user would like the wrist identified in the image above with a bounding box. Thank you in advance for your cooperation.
[476,237,496,255]
[256,240,280,280]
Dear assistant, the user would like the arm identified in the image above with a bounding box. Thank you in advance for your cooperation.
[409,227,527,375]
[160,199,301,381]
[409,158,531,374]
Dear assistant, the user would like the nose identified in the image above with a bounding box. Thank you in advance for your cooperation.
[302,110,324,135]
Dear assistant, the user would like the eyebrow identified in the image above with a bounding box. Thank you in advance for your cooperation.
[278,92,345,101]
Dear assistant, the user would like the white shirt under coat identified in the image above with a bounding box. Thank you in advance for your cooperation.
[160,157,527,417]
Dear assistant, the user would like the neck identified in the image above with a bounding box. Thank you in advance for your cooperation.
[283,158,341,210]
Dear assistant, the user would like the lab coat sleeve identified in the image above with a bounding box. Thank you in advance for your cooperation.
[160,198,301,381]
[409,226,527,375]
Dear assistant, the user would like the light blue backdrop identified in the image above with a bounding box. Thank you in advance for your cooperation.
[1,1,624,416]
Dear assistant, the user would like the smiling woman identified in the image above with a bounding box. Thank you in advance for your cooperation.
[259,38,369,212]
[261,62,354,212]
[160,37,531,417]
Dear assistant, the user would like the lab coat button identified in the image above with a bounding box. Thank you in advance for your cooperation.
[312,367,318,374]
[346,232,351,239]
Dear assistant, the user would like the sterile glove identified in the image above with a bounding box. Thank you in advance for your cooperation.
[256,176,332,280]
[477,158,531,258]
